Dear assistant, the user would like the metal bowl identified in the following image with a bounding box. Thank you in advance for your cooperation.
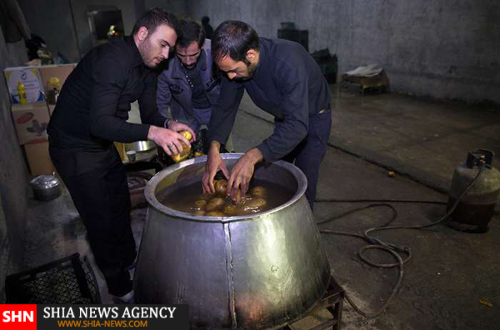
[30,175,61,201]
[125,140,156,153]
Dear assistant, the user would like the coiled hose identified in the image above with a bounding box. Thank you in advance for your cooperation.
[315,164,485,318]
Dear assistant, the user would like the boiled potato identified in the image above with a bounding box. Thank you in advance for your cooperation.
[172,149,190,163]
[198,194,213,201]
[214,179,228,196]
[242,198,267,212]
[171,130,193,163]
[206,197,225,211]
[192,199,207,211]
[194,210,206,216]
[250,186,267,198]
[223,204,239,216]
[180,130,193,141]
[237,195,253,205]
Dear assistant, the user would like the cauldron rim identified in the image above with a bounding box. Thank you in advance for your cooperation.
[145,153,308,223]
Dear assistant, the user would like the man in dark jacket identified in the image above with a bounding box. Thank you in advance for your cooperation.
[48,8,194,302]
[157,20,232,154]
[156,20,218,151]
[202,21,332,209]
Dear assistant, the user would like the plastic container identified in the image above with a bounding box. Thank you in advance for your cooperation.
[17,81,27,104]
[5,253,101,304]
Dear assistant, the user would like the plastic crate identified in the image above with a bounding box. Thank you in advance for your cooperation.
[5,253,101,304]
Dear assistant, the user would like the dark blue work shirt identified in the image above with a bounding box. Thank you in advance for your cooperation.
[183,60,211,109]
[209,37,331,161]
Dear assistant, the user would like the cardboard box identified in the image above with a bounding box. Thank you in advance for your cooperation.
[4,67,44,104]
[48,104,56,116]
[24,140,56,176]
[11,103,50,145]
[38,64,76,95]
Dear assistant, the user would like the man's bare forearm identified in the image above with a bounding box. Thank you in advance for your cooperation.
[209,140,221,153]
[244,148,263,166]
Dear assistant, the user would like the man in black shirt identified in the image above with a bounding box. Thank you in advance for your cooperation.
[202,21,332,209]
[48,8,194,302]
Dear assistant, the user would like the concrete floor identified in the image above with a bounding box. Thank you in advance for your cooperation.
[21,87,500,329]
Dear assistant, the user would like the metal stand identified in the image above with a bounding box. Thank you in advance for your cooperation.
[124,155,163,173]
[281,276,344,330]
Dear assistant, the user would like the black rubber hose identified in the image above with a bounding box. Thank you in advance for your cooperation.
[316,165,485,318]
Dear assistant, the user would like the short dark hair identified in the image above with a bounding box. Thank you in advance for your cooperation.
[132,8,179,36]
[201,16,210,24]
[212,20,259,64]
[177,20,205,49]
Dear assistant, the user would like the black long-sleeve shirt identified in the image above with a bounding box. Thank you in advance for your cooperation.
[208,38,331,161]
[48,36,165,150]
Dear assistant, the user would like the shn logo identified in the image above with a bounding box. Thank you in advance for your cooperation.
[0,305,37,330]
[2,311,34,322]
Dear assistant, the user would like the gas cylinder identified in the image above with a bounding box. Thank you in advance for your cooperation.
[447,149,500,233]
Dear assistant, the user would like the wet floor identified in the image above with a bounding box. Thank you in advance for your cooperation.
[23,89,500,329]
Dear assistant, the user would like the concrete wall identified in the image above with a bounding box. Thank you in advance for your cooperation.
[144,0,187,17]
[69,0,137,57]
[18,0,187,62]
[0,32,30,302]
[14,0,500,103]
[186,0,500,104]
[18,0,137,61]
[18,0,80,63]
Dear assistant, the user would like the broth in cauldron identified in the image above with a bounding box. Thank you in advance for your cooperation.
[160,179,294,217]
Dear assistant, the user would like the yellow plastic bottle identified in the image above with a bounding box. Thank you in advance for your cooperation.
[47,77,61,104]
[17,81,27,104]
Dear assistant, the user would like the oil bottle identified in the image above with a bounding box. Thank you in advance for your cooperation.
[447,149,500,233]
[17,81,27,104]
[47,77,61,104]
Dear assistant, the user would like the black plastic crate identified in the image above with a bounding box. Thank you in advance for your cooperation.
[5,253,101,304]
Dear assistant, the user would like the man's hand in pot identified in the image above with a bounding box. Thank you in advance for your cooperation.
[202,141,229,194]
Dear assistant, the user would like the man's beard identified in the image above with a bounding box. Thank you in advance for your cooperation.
[138,38,160,68]
[235,62,257,81]
[247,62,257,77]
[182,62,196,70]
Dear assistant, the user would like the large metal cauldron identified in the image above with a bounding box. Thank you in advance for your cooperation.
[134,154,331,329]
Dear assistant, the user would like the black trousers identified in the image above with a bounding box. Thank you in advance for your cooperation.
[281,109,332,209]
[49,143,136,296]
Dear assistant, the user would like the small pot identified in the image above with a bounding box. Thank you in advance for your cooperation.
[125,141,156,153]
[30,175,61,201]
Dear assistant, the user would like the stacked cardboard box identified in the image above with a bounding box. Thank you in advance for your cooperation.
[10,102,50,145]
[4,64,76,175]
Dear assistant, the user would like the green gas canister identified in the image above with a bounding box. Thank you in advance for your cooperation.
[447,149,500,233]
